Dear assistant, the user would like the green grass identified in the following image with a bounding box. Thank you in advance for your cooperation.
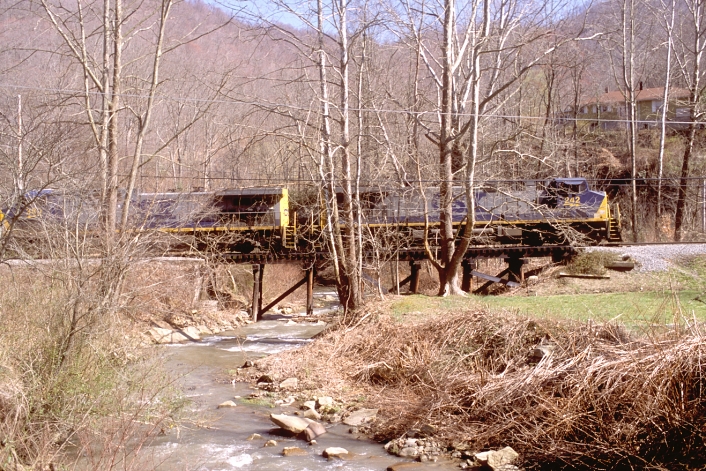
[389,256,706,326]
[391,291,706,326]
[480,290,706,323]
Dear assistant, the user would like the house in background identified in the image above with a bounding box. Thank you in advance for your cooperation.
[567,86,692,131]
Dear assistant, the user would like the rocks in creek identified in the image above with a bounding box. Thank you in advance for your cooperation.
[474,447,519,470]
[196,324,213,335]
[302,400,316,410]
[257,374,275,384]
[264,440,277,447]
[270,414,327,441]
[322,447,349,459]
[282,446,307,457]
[303,419,326,441]
[246,433,262,441]
[279,378,298,390]
[386,463,439,471]
[216,400,237,409]
[241,360,254,368]
[384,437,443,462]
[275,396,295,406]
[147,327,190,344]
[316,396,333,409]
[270,414,310,434]
[299,408,321,420]
[343,408,378,426]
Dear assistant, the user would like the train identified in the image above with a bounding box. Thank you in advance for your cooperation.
[1,177,621,255]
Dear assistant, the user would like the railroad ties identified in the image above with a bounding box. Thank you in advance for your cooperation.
[213,245,577,321]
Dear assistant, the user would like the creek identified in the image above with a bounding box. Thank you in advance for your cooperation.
[146,289,411,471]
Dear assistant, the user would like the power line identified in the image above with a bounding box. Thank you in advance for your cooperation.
[0,82,702,126]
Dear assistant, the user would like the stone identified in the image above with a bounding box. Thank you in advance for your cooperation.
[257,374,275,384]
[316,396,333,408]
[302,419,327,441]
[196,324,213,335]
[343,408,378,426]
[269,414,310,434]
[300,408,321,420]
[348,427,358,434]
[282,446,307,457]
[246,433,261,441]
[275,396,295,406]
[398,447,419,458]
[279,378,298,390]
[475,447,519,470]
[387,462,434,471]
[217,400,237,409]
[302,401,316,410]
[147,327,174,344]
[419,424,436,436]
[404,438,418,448]
[264,440,277,447]
[242,360,254,368]
[181,326,201,340]
[322,447,349,459]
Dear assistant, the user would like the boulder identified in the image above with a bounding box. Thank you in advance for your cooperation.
[322,447,349,459]
[147,327,174,344]
[217,400,237,409]
[475,447,519,470]
[279,378,298,390]
[257,374,275,384]
[398,447,419,458]
[270,414,310,434]
[303,419,327,441]
[196,324,213,335]
[316,396,333,408]
[300,408,321,420]
[181,326,201,340]
[282,446,307,456]
[246,433,262,441]
[343,408,378,426]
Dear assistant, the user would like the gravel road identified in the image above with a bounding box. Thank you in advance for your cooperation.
[586,244,706,273]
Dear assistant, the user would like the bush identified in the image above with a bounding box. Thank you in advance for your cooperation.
[564,250,616,276]
[0,262,182,470]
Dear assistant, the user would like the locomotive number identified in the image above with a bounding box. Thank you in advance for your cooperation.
[563,196,581,207]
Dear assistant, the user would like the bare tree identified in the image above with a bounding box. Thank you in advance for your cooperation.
[393,0,588,295]
[673,0,705,241]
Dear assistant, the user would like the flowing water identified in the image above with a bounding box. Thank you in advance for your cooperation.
[145,290,416,471]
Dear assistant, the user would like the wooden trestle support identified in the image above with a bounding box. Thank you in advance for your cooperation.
[250,263,315,322]
[230,244,576,321]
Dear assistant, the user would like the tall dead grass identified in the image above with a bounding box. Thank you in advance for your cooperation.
[255,305,706,470]
[0,262,183,470]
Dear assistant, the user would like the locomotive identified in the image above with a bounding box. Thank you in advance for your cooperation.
[364,178,621,245]
[2,177,621,255]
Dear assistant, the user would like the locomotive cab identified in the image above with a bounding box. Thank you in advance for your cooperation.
[539,178,589,208]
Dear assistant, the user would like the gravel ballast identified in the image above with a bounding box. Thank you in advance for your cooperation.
[587,243,706,273]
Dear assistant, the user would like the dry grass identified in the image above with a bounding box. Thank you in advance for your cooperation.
[253,302,706,470]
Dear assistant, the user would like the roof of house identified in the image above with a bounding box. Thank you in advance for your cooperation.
[580,87,691,106]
